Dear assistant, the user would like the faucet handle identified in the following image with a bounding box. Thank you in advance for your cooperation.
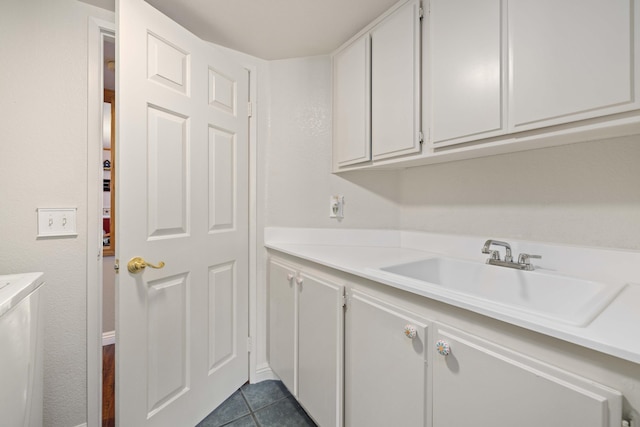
[518,253,541,270]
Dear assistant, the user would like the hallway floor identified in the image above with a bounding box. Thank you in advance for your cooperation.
[197,380,317,427]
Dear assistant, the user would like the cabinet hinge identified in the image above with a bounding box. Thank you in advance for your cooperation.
[248,102,253,118]
[247,337,253,353]
[419,6,424,19]
[418,131,424,144]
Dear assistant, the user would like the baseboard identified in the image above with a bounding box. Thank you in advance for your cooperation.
[73,423,88,427]
[102,330,115,346]
[252,363,278,383]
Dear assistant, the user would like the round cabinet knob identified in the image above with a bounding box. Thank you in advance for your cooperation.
[296,277,304,285]
[286,273,294,281]
[436,339,451,356]
[404,324,417,339]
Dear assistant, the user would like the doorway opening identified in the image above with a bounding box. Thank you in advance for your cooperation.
[101,34,116,427]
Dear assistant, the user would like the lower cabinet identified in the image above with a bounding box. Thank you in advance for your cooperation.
[345,289,430,426]
[432,324,622,427]
[268,258,344,427]
[268,255,625,426]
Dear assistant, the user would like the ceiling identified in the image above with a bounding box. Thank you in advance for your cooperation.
[81,0,400,60]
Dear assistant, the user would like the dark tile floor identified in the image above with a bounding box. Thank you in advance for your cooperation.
[197,380,317,427]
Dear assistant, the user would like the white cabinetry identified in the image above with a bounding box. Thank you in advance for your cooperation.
[268,253,627,426]
[268,259,296,392]
[430,0,504,145]
[508,0,639,132]
[268,259,344,427]
[345,289,429,427]
[432,324,622,427]
[371,0,422,160]
[333,35,371,167]
[332,0,422,170]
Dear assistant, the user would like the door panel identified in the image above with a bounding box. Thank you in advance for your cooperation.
[208,126,236,231]
[146,274,189,416]
[146,106,189,238]
[117,0,249,425]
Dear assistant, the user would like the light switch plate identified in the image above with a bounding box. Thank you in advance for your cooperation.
[37,208,78,237]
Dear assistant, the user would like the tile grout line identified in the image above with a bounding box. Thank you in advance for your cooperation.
[238,388,259,427]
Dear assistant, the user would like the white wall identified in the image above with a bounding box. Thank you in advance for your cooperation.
[400,134,640,250]
[265,56,402,230]
[0,1,114,426]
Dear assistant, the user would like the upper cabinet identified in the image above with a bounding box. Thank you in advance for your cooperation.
[333,0,640,170]
[430,0,504,146]
[333,35,371,167]
[371,0,422,160]
[508,0,638,131]
[332,0,422,170]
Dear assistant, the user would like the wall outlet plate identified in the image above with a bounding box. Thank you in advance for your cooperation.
[329,195,344,219]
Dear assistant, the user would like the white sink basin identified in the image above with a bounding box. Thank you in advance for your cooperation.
[376,257,625,326]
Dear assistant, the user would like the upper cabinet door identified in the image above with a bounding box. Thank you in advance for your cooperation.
[333,35,371,168]
[509,0,639,131]
[371,0,422,161]
[431,0,504,146]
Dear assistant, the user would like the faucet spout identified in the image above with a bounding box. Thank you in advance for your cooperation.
[482,239,513,262]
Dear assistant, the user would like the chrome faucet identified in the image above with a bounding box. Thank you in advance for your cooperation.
[482,239,513,262]
[482,239,541,271]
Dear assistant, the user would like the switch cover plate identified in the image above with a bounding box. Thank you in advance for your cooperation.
[37,208,78,237]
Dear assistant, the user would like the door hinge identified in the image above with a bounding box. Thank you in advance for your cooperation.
[114,259,120,274]
[247,337,253,353]
[419,6,424,19]
[248,102,253,118]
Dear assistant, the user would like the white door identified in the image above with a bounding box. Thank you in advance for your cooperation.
[117,0,249,425]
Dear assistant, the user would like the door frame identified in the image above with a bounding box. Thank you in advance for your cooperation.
[86,16,260,426]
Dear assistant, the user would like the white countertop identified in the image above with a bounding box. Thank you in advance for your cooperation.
[264,228,640,365]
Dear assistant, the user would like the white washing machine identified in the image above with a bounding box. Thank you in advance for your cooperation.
[0,272,44,427]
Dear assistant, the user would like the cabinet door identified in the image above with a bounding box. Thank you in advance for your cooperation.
[345,290,429,427]
[268,259,296,394]
[431,0,504,146]
[333,35,371,168]
[297,273,344,427]
[433,324,622,427]
[509,0,639,131]
[371,0,422,161]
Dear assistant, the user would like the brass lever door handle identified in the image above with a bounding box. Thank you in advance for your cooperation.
[127,256,165,274]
